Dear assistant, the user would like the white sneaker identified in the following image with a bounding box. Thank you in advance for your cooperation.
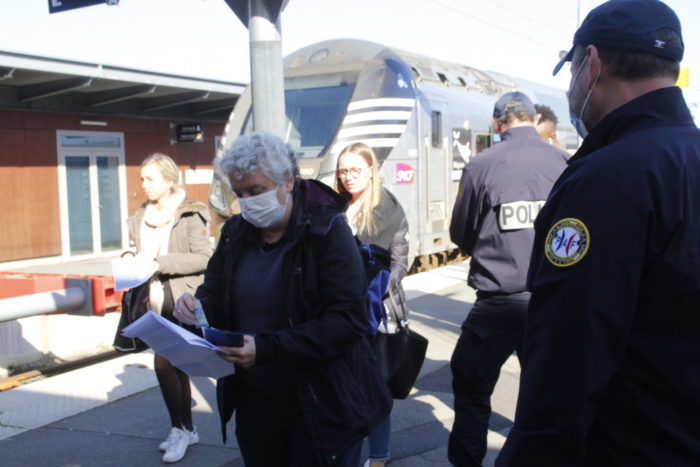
[159,426,199,452]
[161,427,192,463]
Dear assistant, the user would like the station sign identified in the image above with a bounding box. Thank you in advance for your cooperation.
[49,0,118,14]
[176,123,204,143]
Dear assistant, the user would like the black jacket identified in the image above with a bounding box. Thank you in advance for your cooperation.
[356,187,409,323]
[450,126,568,293]
[498,87,700,466]
[196,179,392,465]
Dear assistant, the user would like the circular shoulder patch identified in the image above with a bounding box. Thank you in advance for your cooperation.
[544,218,590,267]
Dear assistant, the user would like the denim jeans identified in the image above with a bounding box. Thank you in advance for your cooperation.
[367,413,391,461]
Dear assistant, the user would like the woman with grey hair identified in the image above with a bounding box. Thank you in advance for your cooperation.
[174,132,392,466]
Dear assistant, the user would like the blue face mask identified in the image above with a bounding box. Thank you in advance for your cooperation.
[567,54,599,139]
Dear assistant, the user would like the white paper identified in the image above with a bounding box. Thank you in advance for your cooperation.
[121,311,235,379]
[112,255,155,291]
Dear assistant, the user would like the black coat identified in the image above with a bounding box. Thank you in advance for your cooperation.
[356,187,410,323]
[498,87,700,466]
[196,178,392,465]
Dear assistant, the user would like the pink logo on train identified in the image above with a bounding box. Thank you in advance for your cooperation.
[395,163,416,184]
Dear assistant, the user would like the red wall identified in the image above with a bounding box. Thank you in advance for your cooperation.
[0,109,223,262]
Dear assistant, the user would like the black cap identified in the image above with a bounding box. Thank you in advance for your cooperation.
[553,0,684,76]
[492,91,535,119]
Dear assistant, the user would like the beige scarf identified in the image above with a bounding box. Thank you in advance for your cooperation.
[140,189,185,313]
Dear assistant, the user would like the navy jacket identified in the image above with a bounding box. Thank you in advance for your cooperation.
[498,87,700,466]
[196,179,392,465]
[450,126,568,293]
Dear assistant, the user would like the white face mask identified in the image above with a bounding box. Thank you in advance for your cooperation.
[239,186,289,229]
[567,54,599,139]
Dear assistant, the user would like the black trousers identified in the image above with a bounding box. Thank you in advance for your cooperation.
[235,389,362,467]
[448,292,529,467]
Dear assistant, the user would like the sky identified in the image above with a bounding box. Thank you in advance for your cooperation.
[0,0,698,103]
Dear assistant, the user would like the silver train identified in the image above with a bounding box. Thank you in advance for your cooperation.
[209,39,575,270]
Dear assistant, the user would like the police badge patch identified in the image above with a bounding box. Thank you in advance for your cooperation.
[545,218,590,267]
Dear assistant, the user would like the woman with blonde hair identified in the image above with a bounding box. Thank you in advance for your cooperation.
[335,142,410,467]
[128,153,212,464]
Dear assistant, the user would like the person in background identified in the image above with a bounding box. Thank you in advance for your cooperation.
[129,153,212,464]
[173,132,392,466]
[534,103,566,150]
[447,91,568,466]
[335,142,410,467]
[497,1,700,465]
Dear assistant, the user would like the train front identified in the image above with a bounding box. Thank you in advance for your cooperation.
[209,39,418,230]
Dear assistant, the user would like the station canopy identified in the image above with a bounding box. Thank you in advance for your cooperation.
[0,49,246,122]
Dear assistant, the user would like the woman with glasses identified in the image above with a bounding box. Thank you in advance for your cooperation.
[335,142,410,467]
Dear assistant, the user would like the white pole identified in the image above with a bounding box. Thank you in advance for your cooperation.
[0,287,86,322]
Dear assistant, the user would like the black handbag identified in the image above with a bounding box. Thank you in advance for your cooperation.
[112,279,151,353]
[369,323,429,399]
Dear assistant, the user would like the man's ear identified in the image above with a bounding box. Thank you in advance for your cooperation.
[492,118,501,135]
[586,45,603,88]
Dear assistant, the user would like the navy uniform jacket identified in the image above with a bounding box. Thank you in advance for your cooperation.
[497,87,700,466]
[450,126,568,293]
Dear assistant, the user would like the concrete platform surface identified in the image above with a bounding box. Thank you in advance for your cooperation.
[0,262,521,466]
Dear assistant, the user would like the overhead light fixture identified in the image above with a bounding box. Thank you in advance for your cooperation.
[80,120,107,126]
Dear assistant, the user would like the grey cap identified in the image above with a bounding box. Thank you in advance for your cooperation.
[493,92,535,119]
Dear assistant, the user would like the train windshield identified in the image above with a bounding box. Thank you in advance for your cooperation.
[283,72,357,158]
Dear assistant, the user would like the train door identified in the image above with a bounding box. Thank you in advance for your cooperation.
[56,130,128,258]
[426,103,450,252]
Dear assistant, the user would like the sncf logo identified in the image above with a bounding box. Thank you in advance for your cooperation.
[395,163,416,184]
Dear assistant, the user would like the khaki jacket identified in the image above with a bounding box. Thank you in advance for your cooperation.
[128,199,212,301]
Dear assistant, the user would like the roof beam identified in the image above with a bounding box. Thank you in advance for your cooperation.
[87,84,157,107]
[193,99,236,115]
[19,77,93,102]
[0,67,14,80]
[144,91,210,112]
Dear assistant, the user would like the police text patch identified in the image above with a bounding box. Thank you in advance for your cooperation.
[499,200,545,231]
[545,218,590,267]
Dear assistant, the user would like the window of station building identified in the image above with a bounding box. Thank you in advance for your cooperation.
[431,111,442,148]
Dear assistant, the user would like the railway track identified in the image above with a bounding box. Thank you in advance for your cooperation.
[0,349,121,391]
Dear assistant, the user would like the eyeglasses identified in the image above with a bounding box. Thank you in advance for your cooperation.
[337,167,369,178]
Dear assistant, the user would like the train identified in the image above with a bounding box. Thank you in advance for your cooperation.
[208,39,576,271]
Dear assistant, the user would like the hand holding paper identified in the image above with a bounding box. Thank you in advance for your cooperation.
[121,311,235,379]
[112,254,158,291]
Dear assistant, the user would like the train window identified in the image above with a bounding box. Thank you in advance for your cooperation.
[474,132,491,154]
[431,111,442,148]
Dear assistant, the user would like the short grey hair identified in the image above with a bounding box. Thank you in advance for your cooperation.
[216,132,298,185]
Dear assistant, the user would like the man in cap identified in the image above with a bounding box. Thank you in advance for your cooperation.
[448,91,567,466]
[497,1,700,465]
[534,103,566,150]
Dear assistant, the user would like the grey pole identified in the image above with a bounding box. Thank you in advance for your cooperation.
[0,287,86,323]
[248,0,286,137]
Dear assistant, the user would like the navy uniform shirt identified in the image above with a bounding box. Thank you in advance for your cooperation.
[450,125,568,293]
[498,87,700,466]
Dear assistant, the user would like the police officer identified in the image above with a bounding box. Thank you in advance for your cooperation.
[497,1,700,465]
[448,91,567,466]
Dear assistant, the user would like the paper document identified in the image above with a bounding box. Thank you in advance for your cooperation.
[121,311,235,379]
[112,255,156,291]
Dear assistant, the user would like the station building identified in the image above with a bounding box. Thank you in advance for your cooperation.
[0,49,245,268]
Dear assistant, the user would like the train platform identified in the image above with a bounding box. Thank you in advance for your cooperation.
[0,262,521,466]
